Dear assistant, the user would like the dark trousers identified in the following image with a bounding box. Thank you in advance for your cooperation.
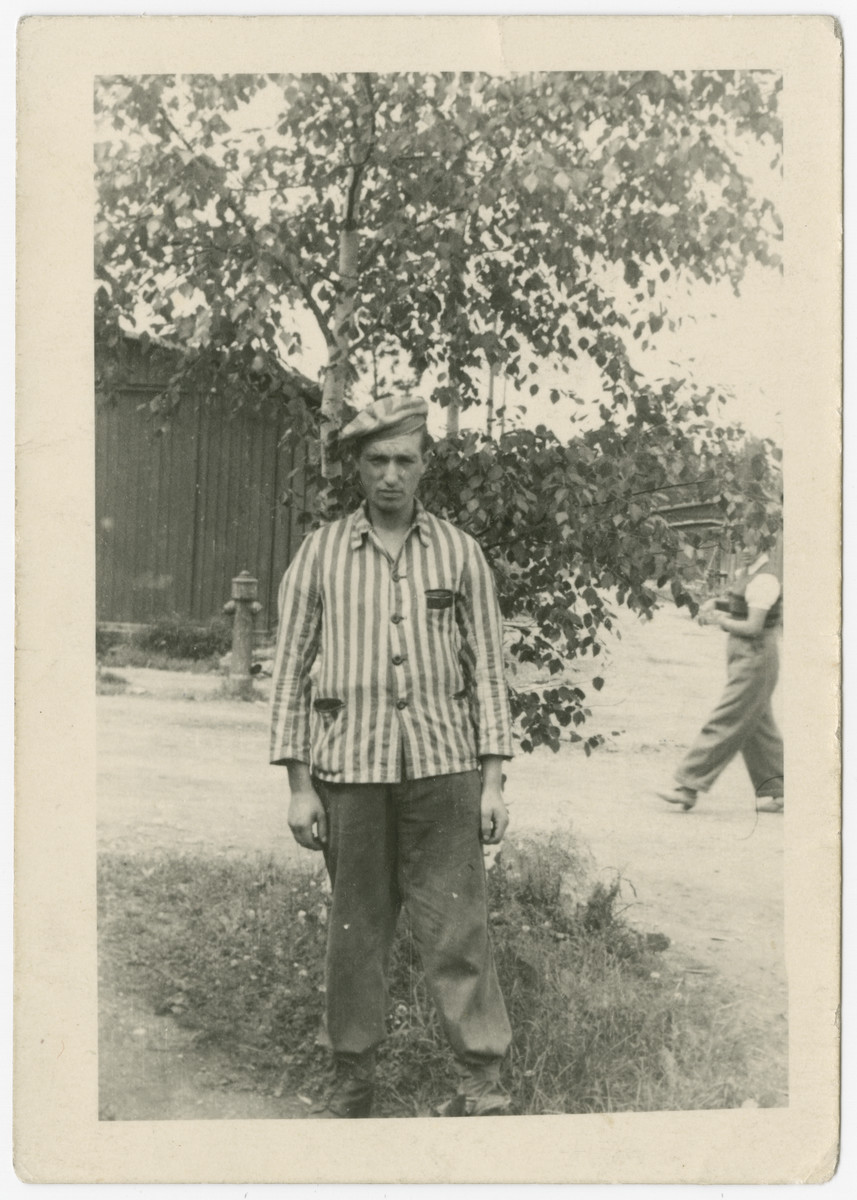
[313,770,512,1067]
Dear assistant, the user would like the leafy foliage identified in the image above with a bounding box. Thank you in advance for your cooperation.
[95,71,781,418]
[94,70,783,751]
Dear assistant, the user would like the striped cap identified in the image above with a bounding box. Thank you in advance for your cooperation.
[338,395,428,445]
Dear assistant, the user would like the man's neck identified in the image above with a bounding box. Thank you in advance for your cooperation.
[366,500,417,535]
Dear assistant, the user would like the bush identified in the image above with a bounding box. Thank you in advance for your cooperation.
[98,836,783,1117]
[132,614,233,662]
[96,628,124,659]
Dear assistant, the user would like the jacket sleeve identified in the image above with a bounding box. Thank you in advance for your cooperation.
[269,533,321,765]
[458,538,514,759]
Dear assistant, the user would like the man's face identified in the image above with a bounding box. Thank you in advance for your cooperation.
[357,430,427,520]
[737,537,762,568]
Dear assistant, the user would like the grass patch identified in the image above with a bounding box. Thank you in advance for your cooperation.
[98,838,783,1117]
[103,645,224,673]
[96,669,129,695]
[98,614,233,673]
[132,614,233,660]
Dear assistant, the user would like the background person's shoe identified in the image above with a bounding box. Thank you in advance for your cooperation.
[310,1051,375,1118]
[658,786,698,811]
[756,796,784,813]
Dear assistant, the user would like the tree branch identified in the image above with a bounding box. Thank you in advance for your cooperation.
[577,475,718,511]
[359,201,474,276]
[291,274,336,348]
[148,99,335,348]
[157,104,198,158]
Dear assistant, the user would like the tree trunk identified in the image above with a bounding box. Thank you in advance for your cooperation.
[444,209,469,440]
[446,397,460,436]
[320,77,375,480]
[320,222,359,479]
[486,357,497,440]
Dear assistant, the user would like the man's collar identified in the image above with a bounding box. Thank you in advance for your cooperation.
[413,500,432,545]
[350,499,432,549]
[350,503,372,548]
[748,551,770,574]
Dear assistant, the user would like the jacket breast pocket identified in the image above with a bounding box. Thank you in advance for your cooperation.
[425,588,455,611]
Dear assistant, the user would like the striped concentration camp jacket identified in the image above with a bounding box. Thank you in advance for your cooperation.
[269,501,514,783]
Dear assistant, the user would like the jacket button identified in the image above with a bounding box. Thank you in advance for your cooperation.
[392,655,405,666]
[391,614,402,623]
[392,572,401,582]
[396,699,408,710]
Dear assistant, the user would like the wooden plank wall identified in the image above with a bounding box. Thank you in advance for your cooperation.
[96,371,311,634]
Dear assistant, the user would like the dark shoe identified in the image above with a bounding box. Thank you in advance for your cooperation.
[756,796,784,814]
[438,1071,513,1117]
[658,786,698,811]
[310,1051,375,1119]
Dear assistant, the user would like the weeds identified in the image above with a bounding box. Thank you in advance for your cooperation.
[98,836,783,1118]
[96,668,129,696]
[102,646,225,673]
[135,614,233,660]
[97,615,233,672]
[96,628,124,658]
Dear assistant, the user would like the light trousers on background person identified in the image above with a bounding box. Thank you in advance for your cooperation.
[675,629,784,799]
[312,770,512,1067]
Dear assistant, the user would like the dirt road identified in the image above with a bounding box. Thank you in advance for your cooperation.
[97,604,786,1117]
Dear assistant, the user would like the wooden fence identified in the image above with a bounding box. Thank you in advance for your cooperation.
[95,343,315,635]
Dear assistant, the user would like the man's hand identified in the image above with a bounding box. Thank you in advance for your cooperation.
[479,755,509,845]
[284,762,327,851]
[480,784,508,845]
[288,786,328,850]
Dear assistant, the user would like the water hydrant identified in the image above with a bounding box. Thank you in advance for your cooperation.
[223,570,262,697]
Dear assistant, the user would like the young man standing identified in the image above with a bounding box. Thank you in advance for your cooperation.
[270,395,514,1118]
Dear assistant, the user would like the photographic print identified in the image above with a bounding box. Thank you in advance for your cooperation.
[15,15,841,1185]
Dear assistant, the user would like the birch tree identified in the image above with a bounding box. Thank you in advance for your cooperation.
[95,70,783,750]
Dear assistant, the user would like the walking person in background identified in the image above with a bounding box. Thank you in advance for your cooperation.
[269,394,514,1118]
[659,541,784,814]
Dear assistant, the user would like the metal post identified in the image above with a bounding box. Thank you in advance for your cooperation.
[223,570,262,697]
